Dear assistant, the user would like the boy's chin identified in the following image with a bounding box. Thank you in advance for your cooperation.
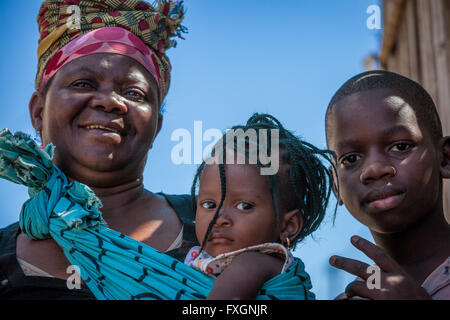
[367,214,421,235]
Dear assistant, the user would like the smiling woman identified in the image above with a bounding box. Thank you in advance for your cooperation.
[30,53,162,186]
[0,0,199,300]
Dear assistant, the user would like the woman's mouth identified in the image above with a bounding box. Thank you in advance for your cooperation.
[80,124,124,144]
[84,124,121,134]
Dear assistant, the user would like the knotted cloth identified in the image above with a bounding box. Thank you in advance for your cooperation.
[36,0,186,99]
[0,129,316,300]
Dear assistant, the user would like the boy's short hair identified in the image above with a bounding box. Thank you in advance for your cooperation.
[325,70,443,143]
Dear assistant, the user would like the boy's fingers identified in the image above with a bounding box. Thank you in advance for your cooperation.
[345,280,374,300]
[350,236,399,272]
[329,255,371,280]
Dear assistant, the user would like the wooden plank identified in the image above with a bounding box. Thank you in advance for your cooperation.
[380,0,408,68]
[405,0,421,82]
[416,0,438,105]
[396,7,410,76]
[431,0,450,135]
[435,0,450,222]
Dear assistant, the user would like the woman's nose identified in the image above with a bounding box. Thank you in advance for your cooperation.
[360,155,396,184]
[89,90,128,114]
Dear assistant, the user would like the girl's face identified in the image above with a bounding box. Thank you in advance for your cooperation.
[195,163,283,257]
[29,53,162,187]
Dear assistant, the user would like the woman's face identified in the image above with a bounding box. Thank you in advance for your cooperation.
[30,53,162,187]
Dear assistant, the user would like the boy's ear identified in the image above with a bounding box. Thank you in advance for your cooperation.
[279,209,303,246]
[29,91,44,132]
[329,166,344,205]
[439,136,450,178]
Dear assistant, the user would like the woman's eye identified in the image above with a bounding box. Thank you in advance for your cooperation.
[124,89,145,101]
[341,154,361,166]
[72,81,94,89]
[201,201,216,210]
[236,202,254,211]
[390,142,413,152]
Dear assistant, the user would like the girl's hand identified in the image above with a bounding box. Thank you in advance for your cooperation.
[329,236,432,300]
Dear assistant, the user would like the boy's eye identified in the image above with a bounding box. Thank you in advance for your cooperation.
[201,201,216,210]
[390,142,413,152]
[341,154,361,166]
[236,202,254,211]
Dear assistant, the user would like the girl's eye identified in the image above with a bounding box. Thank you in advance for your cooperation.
[390,142,413,152]
[341,154,361,166]
[236,202,254,211]
[201,201,216,210]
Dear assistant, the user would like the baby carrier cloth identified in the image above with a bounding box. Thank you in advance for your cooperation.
[0,129,315,300]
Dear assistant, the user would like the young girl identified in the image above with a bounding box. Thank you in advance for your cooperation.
[185,113,337,300]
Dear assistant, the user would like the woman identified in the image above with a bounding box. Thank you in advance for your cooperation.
[0,0,197,299]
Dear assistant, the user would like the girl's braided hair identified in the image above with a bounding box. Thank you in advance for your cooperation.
[190,113,338,251]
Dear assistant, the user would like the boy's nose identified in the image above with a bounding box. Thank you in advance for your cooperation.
[89,90,128,114]
[360,160,396,184]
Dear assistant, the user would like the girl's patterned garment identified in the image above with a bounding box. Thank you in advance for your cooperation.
[184,243,294,278]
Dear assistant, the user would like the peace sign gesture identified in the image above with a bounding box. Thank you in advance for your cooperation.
[329,236,432,300]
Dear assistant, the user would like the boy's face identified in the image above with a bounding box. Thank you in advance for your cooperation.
[327,88,442,234]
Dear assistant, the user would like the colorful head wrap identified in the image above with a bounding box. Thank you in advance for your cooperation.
[36,0,186,100]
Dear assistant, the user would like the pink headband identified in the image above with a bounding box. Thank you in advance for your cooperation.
[40,27,161,93]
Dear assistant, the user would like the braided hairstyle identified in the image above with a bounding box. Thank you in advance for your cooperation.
[190,113,338,251]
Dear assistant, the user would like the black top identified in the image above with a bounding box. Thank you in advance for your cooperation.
[0,193,198,300]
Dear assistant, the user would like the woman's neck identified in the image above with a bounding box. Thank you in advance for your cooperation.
[86,178,146,219]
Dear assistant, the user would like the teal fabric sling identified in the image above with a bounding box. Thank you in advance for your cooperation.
[0,129,315,300]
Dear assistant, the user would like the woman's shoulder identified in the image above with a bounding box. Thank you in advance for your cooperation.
[157,193,197,245]
[157,193,194,221]
[0,222,20,256]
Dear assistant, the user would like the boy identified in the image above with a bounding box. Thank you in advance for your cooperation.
[325,70,450,299]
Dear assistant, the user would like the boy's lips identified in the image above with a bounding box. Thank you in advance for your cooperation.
[362,187,406,211]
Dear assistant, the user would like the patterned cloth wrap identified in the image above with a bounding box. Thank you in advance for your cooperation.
[0,129,316,300]
[185,243,295,278]
[36,0,186,99]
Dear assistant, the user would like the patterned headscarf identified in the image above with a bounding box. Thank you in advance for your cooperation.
[36,0,185,100]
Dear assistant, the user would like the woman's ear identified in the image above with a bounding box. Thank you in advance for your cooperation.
[329,166,343,205]
[439,136,450,178]
[29,91,45,132]
[279,209,303,246]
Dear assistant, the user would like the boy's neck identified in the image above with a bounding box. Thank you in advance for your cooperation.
[370,204,450,282]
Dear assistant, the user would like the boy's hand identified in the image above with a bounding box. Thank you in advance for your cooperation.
[329,236,432,300]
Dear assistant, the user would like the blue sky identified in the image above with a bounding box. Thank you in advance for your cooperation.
[0,0,383,299]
